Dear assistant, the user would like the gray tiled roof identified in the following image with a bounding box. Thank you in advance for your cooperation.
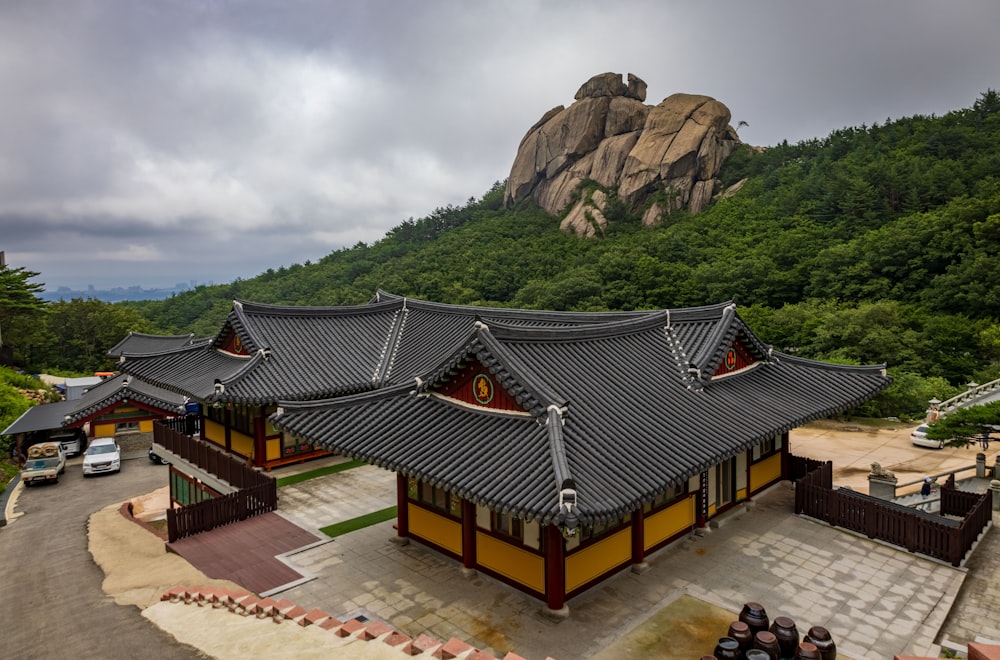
[272,308,890,527]
[107,331,200,358]
[64,373,188,424]
[119,294,662,404]
[1,399,77,435]
[1,373,187,436]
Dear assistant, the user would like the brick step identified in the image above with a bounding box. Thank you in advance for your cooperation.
[159,585,535,659]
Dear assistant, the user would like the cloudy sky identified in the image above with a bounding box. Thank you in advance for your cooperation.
[2,1,998,292]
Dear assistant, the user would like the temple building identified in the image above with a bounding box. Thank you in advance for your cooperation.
[119,293,891,612]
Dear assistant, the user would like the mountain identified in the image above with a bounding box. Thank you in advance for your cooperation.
[29,90,1000,417]
[504,72,741,236]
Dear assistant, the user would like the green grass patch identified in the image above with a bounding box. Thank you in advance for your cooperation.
[319,506,398,538]
[275,459,366,487]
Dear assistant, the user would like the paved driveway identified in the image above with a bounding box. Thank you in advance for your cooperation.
[0,455,205,660]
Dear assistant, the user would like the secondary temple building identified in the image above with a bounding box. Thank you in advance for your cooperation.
[119,292,891,612]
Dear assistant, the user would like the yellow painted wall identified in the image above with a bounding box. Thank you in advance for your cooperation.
[266,438,281,461]
[476,532,545,592]
[204,419,226,448]
[409,504,463,555]
[91,408,157,437]
[92,422,114,438]
[644,496,695,550]
[750,453,782,492]
[230,430,254,458]
[565,527,632,593]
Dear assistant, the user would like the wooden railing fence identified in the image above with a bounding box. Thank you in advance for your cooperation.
[161,414,200,438]
[793,456,990,567]
[155,422,276,542]
[154,422,270,490]
[166,481,276,542]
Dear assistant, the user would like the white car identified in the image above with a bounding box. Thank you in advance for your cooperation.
[910,424,945,449]
[82,438,122,476]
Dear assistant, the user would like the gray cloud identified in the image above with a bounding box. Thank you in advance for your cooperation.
[1,0,998,290]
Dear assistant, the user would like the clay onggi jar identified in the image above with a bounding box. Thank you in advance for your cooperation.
[803,626,837,660]
[727,620,753,654]
[739,601,770,635]
[753,630,781,660]
[770,616,800,658]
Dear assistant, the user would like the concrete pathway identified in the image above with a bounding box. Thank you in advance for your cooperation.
[938,519,1000,647]
[277,463,396,532]
[275,477,966,659]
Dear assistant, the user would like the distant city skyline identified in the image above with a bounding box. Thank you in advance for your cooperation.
[39,279,214,303]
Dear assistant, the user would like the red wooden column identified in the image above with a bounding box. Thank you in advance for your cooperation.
[395,474,409,540]
[631,507,648,573]
[780,431,790,480]
[223,407,232,453]
[253,408,266,468]
[544,524,566,612]
[461,500,477,573]
[198,404,207,442]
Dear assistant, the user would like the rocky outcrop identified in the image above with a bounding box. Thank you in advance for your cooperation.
[504,73,740,236]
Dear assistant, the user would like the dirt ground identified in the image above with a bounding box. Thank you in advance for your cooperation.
[788,418,993,494]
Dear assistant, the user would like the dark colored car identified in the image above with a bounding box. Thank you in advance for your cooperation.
[148,445,169,465]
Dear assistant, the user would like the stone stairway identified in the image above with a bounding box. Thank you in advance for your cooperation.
[892,474,994,514]
[893,490,941,513]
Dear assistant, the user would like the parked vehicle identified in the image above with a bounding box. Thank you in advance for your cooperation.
[82,438,121,476]
[910,424,945,449]
[21,442,67,486]
[148,445,169,465]
[49,430,86,457]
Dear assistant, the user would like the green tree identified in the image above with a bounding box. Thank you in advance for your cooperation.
[0,263,48,351]
[35,299,157,373]
[926,401,1000,449]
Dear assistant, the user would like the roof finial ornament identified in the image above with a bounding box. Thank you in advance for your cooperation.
[559,478,579,538]
[546,404,566,425]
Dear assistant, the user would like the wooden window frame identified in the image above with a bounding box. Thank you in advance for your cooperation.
[752,434,783,462]
[491,511,524,542]
[643,482,689,514]
[413,481,460,520]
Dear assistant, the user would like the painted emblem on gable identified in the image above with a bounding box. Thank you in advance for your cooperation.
[725,347,737,371]
[222,329,249,356]
[713,339,757,377]
[473,374,494,405]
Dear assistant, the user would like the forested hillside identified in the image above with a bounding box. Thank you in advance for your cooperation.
[14,92,1000,418]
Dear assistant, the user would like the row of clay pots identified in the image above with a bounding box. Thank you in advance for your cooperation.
[703,601,837,660]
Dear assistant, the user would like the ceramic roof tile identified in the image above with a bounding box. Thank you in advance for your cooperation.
[273,306,891,525]
[120,295,663,404]
[107,331,200,358]
[2,373,187,435]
